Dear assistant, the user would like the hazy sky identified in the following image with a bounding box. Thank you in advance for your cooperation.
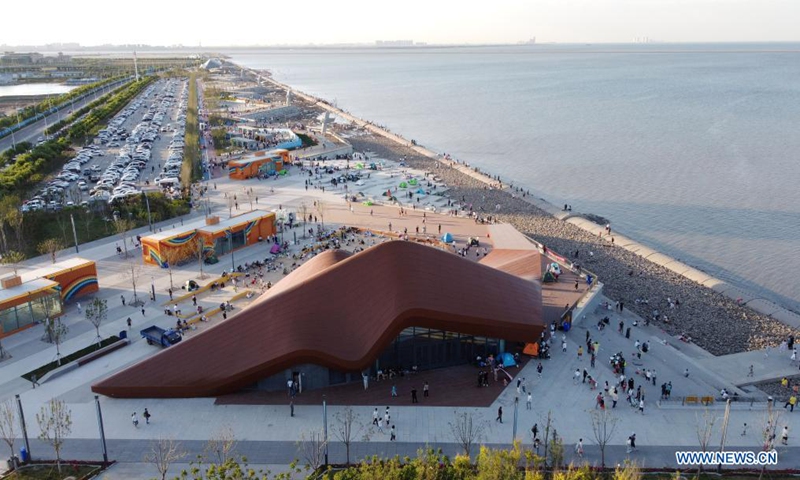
[3,0,799,46]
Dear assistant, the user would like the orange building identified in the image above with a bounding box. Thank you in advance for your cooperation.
[228,149,290,180]
[1,257,98,338]
[141,210,276,267]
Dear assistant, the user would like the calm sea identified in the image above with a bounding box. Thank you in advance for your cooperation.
[0,83,76,97]
[228,44,800,312]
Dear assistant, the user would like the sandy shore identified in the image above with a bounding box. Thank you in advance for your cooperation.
[346,133,799,356]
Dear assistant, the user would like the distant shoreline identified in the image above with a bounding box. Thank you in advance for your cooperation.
[225,61,800,353]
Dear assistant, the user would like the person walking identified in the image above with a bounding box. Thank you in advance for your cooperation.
[423,381,429,397]
[627,433,637,453]
[372,408,379,426]
[748,365,754,377]
[377,417,385,434]
[638,398,645,414]
[76,302,82,314]
[526,392,532,410]
[531,423,539,440]
[390,425,396,441]
[411,387,419,403]
[290,401,294,417]
[121,295,126,306]
[391,384,397,397]
[384,408,390,427]
[575,439,584,458]
[784,394,797,412]
[143,408,151,424]
[496,406,503,423]
[573,369,581,385]
[577,345,583,360]
[537,363,543,378]
[141,306,145,316]
[131,412,139,428]
[781,426,789,445]
[127,317,132,330]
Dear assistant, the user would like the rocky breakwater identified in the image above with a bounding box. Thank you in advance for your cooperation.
[348,133,799,356]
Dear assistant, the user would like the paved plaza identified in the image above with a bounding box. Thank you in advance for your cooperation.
[2,148,800,478]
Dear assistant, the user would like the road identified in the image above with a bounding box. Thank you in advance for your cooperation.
[0,79,129,154]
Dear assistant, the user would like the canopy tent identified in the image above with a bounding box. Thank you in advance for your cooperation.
[399,182,408,188]
[523,342,539,357]
[499,352,517,368]
[441,232,454,243]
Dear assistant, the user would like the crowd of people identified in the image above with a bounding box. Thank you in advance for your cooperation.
[348,134,800,357]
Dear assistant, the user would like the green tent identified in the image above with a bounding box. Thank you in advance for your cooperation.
[542,271,557,283]
[362,200,374,206]
[355,162,365,169]
[408,178,418,186]
[399,182,408,188]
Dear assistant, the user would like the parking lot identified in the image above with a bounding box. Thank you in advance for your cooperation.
[21,78,189,212]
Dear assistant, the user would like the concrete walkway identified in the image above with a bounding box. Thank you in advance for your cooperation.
[2,151,799,478]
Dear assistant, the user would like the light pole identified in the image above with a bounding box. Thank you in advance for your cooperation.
[150,276,156,302]
[322,395,328,466]
[227,231,235,272]
[513,396,519,443]
[94,395,109,465]
[142,191,153,231]
[15,394,31,461]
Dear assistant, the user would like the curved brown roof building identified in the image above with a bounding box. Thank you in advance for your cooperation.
[92,241,544,398]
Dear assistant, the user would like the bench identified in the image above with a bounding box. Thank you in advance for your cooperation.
[701,396,715,405]
[683,396,699,405]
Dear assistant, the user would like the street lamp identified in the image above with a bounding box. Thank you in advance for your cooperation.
[227,230,235,272]
[322,395,328,466]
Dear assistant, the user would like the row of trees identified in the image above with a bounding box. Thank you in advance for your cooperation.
[182,73,202,188]
[0,137,72,194]
[67,76,155,143]
[0,76,125,132]
[44,79,135,135]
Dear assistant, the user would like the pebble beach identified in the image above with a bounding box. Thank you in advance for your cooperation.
[347,133,800,357]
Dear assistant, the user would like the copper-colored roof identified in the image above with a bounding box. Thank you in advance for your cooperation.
[92,241,544,398]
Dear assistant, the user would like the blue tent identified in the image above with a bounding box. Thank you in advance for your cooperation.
[499,352,517,368]
[441,232,454,243]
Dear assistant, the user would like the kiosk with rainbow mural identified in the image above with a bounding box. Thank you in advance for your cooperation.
[0,258,98,338]
[141,210,276,268]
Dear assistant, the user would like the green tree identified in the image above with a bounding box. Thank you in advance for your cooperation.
[36,398,72,474]
[85,298,108,346]
[0,399,17,459]
[37,237,64,264]
[0,250,25,276]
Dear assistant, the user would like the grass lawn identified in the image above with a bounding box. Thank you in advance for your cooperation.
[21,336,119,382]
[6,464,100,480]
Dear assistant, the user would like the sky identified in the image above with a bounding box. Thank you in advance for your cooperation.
[2,0,800,47]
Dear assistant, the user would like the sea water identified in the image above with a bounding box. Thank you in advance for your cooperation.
[228,44,800,312]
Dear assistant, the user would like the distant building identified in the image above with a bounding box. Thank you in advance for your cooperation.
[375,40,414,47]
[0,52,44,65]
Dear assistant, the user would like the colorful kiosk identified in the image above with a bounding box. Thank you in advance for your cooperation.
[1,257,98,338]
[141,210,276,267]
[228,149,290,180]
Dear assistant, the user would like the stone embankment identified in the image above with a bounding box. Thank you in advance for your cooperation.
[347,133,800,357]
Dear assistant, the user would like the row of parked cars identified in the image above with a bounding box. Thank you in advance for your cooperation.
[154,80,190,192]
[21,145,106,212]
[20,78,190,213]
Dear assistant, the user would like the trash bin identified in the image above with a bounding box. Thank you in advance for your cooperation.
[20,447,28,463]
[119,330,128,340]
